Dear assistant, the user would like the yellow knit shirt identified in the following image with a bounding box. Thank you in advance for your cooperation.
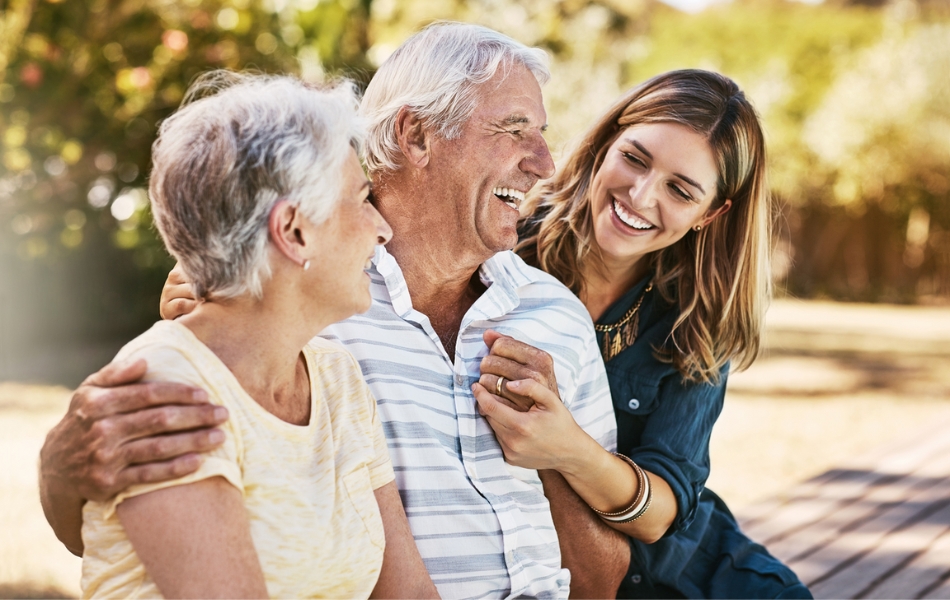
[80,321,394,598]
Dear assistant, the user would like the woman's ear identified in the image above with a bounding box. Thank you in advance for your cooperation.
[268,200,311,268]
[701,198,732,228]
[394,106,430,169]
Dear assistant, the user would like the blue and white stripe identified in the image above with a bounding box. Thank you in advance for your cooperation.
[321,247,616,599]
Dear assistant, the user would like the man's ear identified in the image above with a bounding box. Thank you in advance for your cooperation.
[394,106,430,169]
[268,200,311,268]
[701,198,732,228]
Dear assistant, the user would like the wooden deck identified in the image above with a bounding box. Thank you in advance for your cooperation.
[737,417,950,599]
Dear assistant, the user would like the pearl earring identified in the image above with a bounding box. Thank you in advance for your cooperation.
[303,260,311,270]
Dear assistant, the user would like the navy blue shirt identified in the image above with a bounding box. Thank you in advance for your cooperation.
[600,276,810,599]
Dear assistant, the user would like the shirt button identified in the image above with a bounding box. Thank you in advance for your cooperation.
[628,398,640,410]
[456,373,464,386]
[631,574,642,584]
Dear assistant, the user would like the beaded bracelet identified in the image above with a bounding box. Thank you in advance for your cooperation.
[589,453,652,523]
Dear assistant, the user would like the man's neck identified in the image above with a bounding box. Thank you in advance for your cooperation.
[388,239,488,358]
[373,173,494,358]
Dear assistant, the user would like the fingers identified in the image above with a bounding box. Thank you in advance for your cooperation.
[122,428,225,466]
[110,404,228,443]
[116,454,206,490]
[477,373,534,412]
[167,262,189,286]
[161,297,199,321]
[74,379,212,421]
[484,331,554,373]
[160,263,198,320]
[481,330,558,395]
[472,382,521,426]
[82,358,148,389]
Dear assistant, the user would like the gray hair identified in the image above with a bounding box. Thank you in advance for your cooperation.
[361,22,550,174]
[149,71,364,300]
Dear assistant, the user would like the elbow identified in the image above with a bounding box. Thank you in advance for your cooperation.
[636,526,668,545]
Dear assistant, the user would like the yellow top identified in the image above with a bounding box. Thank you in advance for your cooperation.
[80,321,394,599]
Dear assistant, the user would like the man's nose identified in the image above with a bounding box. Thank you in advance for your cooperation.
[520,132,555,180]
[373,207,393,245]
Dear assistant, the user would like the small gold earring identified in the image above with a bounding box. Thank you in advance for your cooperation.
[693,225,702,232]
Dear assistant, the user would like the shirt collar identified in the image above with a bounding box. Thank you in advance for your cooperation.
[372,246,543,322]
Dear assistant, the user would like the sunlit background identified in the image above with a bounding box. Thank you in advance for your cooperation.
[0,0,949,383]
[1,0,950,597]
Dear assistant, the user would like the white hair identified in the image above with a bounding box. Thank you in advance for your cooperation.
[360,21,550,174]
[149,70,363,300]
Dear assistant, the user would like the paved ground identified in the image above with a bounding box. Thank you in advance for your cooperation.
[1,299,949,598]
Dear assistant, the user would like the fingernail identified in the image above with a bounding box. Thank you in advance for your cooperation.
[507,380,520,389]
[213,407,228,421]
[208,429,225,444]
[192,389,208,401]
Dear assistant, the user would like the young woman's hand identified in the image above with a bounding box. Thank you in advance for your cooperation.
[472,376,592,473]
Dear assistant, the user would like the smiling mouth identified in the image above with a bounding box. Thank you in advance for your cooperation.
[612,199,655,231]
[493,187,525,211]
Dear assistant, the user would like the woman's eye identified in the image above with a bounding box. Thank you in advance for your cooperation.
[670,185,692,201]
[622,152,646,167]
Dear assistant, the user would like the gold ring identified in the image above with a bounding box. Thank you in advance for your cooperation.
[495,376,505,396]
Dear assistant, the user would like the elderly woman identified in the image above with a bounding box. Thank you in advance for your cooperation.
[79,72,437,598]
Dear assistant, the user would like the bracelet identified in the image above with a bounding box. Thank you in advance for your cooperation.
[589,453,651,522]
[605,473,652,523]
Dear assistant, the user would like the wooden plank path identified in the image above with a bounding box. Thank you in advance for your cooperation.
[736,418,950,599]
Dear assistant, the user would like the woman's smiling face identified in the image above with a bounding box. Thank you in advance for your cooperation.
[589,121,729,269]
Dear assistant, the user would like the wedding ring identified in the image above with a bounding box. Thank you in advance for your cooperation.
[495,376,506,396]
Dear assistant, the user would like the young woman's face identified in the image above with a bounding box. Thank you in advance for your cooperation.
[589,122,729,270]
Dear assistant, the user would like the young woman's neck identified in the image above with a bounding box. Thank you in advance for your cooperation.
[177,285,328,425]
[579,251,650,323]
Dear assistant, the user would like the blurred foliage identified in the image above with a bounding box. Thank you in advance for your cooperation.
[1,0,949,382]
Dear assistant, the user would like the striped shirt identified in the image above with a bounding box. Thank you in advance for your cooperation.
[321,247,616,599]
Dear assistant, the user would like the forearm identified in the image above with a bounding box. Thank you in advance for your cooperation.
[540,469,629,599]
[556,434,676,544]
[371,482,439,599]
[39,427,87,555]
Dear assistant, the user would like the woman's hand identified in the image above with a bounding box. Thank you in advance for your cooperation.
[472,376,591,473]
[160,262,200,320]
[477,330,559,412]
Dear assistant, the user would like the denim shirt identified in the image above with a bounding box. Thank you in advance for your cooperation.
[598,277,727,537]
[602,277,809,599]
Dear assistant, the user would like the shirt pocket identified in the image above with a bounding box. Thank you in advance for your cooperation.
[342,467,386,550]
[609,370,661,417]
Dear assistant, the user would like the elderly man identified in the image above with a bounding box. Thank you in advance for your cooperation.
[39,23,630,598]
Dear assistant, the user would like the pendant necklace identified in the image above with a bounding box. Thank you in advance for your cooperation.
[594,280,653,363]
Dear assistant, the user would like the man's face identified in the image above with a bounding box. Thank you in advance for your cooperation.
[425,64,555,259]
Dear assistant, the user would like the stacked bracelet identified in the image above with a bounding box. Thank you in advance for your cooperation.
[589,453,653,524]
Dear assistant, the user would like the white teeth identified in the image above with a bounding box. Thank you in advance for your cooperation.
[612,199,654,230]
[493,187,525,210]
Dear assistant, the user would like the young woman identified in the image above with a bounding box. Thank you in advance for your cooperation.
[79,72,436,598]
[473,70,811,598]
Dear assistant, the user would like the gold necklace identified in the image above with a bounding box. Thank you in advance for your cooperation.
[594,280,653,362]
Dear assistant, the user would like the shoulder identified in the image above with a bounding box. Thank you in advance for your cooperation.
[488,251,590,317]
[114,321,212,388]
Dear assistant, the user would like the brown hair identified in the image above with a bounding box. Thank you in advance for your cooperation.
[518,69,771,384]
